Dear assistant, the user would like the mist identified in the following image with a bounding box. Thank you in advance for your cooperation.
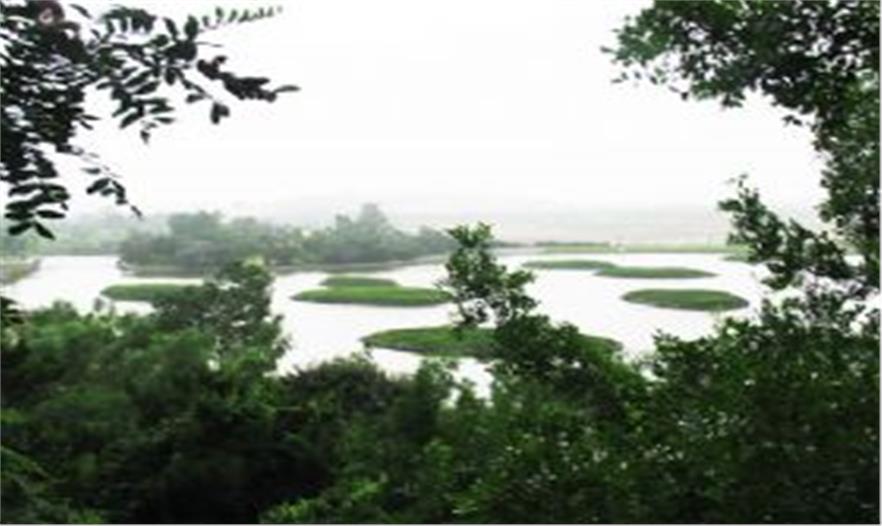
[60,0,824,243]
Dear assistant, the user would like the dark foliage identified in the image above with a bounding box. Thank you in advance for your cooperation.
[1,0,297,238]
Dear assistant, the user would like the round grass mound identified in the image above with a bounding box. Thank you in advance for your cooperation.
[622,288,748,311]
[597,266,715,279]
[293,286,450,306]
[723,253,752,263]
[101,283,192,303]
[363,326,496,358]
[522,259,615,271]
[362,325,622,359]
[320,275,398,288]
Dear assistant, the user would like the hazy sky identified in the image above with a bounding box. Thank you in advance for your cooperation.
[70,0,825,221]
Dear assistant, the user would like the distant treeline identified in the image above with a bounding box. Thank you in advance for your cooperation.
[119,204,458,271]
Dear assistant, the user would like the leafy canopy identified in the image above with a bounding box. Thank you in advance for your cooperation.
[1,0,298,238]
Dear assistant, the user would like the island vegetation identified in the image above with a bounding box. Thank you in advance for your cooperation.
[622,288,749,311]
[363,324,621,359]
[101,283,194,303]
[0,258,40,284]
[320,276,398,287]
[363,326,496,358]
[522,259,615,270]
[118,204,457,275]
[723,253,752,263]
[524,259,714,278]
[294,285,450,306]
[596,266,715,279]
[540,242,746,254]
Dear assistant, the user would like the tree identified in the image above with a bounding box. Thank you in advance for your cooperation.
[0,0,298,239]
[605,2,879,521]
[607,0,879,298]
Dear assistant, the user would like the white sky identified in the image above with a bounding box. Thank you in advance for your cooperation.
[69,0,824,225]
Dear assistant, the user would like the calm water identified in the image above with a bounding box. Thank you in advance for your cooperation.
[3,254,768,393]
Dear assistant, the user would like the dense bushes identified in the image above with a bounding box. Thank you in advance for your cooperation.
[0,263,417,523]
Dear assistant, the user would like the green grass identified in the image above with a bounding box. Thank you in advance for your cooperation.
[723,253,753,263]
[542,243,746,255]
[622,289,749,311]
[101,283,193,303]
[293,286,451,306]
[320,275,399,288]
[522,259,615,271]
[363,326,497,358]
[596,266,715,279]
[362,325,621,359]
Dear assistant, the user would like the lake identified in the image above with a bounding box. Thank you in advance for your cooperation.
[3,254,768,394]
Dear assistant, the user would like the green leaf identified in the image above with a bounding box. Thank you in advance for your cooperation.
[120,112,141,129]
[8,222,32,236]
[273,85,300,94]
[70,4,92,18]
[36,210,65,219]
[164,17,178,38]
[86,179,112,194]
[210,102,230,124]
[33,222,55,239]
[185,16,199,39]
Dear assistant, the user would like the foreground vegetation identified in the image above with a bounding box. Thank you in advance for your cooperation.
[622,288,749,312]
[101,283,193,303]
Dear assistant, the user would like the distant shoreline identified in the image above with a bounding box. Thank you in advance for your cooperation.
[12,243,749,280]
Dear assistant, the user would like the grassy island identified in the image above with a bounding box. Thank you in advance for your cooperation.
[522,260,715,279]
[0,258,40,284]
[101,283,193,303]
[363,326,497,358]
[320,276,398,288]
[294,286,450,306]
[363,325,622,359]
[522,259,615,271]
[723,253,753,263]
[622,289,748,311]
[597,266,715,279]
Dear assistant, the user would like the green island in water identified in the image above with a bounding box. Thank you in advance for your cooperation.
[596,266,716,279]
[522,259,615,271]
[294,276,451,306]
[101,283,193,303]
[319,275,398,288]
[523,259,715,279]
[622,289,749,312]
[363,325,621,359]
